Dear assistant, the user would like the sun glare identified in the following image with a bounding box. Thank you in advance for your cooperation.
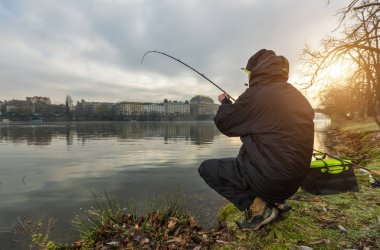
[329,63,343,78]
[327,60,354,79]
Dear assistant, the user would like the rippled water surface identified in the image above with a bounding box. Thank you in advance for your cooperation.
[0,119,329,248]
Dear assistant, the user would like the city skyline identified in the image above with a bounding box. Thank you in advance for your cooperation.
[0,0,352,105]
[0,94,220,122]
[0,94,214,105]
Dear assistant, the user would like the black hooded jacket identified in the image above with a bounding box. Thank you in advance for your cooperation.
[214,50,314,203]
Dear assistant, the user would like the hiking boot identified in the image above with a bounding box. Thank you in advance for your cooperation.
[237,205,279,230]
[275,202,292,214]
[236,197,279,230]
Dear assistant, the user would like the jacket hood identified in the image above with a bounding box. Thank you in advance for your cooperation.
[246,49,289,87]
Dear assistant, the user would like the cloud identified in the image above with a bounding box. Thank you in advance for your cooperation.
[0,0,352,104]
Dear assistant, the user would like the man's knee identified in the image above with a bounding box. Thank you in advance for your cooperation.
[198,159,218,178]
[198,160,209,177]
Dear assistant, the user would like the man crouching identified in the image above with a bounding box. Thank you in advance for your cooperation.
[198,49,314,229]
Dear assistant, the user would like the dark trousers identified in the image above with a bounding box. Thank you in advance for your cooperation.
[198,157,255,211]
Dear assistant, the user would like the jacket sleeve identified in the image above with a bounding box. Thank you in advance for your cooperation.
[214,90,253,137]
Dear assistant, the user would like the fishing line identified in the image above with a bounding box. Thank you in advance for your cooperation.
[141,50,235,102]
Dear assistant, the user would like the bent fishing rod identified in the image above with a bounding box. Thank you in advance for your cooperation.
[141,50,235,102]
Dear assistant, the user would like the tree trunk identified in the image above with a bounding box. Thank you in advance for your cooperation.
[375,63,380,126]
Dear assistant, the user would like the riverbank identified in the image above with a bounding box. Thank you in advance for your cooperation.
[326,119,380,173]
[23,119,380,249]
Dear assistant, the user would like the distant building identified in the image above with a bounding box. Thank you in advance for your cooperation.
[74,100,116,120]
[190,95,219,119]
[26,96,51,105]
[4,100,35,113]
[143,103,165,115]
[116,102,145,117]
[77,101,113,114]
[65,95,74,112]
[0,101,2,115]
[164,101,190,116]
[82,102,99,114]
[94,102,116,117]
[97,102,116,111]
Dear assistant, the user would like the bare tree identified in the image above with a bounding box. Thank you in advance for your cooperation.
[302,0,380,125]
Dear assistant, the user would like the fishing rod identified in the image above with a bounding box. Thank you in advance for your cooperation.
[313,148,380,187]
[141,50,236,102]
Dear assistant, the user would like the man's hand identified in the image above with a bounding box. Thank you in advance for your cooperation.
[218,93,232,104]
[218,94,227,103]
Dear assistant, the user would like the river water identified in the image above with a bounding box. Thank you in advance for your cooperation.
[0,117,330,248]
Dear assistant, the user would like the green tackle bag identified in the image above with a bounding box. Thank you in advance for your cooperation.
[301,156,359,195]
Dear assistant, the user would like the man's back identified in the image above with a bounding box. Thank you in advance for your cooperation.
[242,81,315,177]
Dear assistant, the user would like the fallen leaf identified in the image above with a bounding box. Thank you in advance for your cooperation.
[371,170,380,177]
[312,197,322,202]
[189,216,199,229]
[216,239,228,244]
[106,241,119,246]
[140,238,149,244]
[166,237,183,244]
[167,218,178,229]
[309,240,326,245]
[338,225,348,233]
[297,246,313,250]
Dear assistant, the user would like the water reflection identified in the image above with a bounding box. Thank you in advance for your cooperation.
[313,113,332,152]
[0,121,220,146]
[0,125,55,146]
[0,121,238,249]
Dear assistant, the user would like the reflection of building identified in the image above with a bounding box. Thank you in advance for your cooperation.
[190,95,219,119]
[0,121,221,146]
[189,122,220,145]
[26,96,51,105]
[26,127,53,146]
[66,124,75,146]
[164,101,190,116]
[0,125,53,145]
[163,122,191,140]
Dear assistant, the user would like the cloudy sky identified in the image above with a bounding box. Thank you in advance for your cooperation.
[0,0,351,105]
